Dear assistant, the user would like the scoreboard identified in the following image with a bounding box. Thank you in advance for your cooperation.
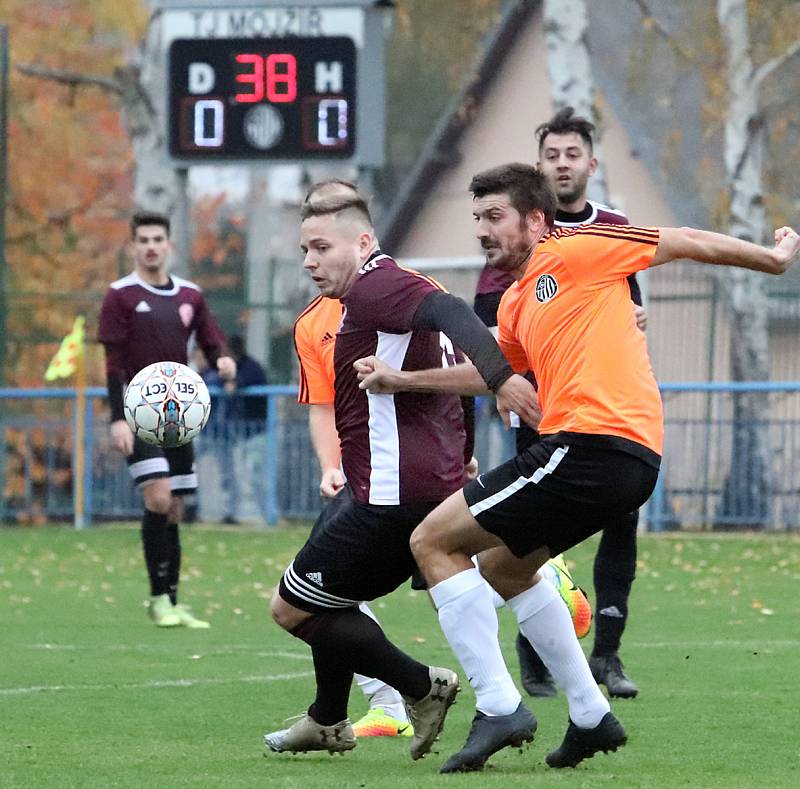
[168,37,357,161]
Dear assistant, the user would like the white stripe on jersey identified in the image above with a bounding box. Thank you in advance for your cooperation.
[468,446,569,517]
[366,331,413,505]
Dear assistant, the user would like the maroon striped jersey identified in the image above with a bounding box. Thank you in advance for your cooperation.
[475,200,630,296]
[335,254,467,505]
[98,272,227,381]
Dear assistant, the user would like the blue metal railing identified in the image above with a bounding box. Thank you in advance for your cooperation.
[0,385,295,527]
[3,383,800,530]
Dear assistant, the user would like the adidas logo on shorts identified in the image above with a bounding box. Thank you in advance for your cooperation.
[305,571,323,587]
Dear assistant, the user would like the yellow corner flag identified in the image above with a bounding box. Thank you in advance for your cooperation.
[45,316,86,381]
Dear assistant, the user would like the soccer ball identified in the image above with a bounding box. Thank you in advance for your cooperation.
[124,361,211,448]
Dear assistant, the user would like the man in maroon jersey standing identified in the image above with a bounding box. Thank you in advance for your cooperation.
[98,212,236,629]
[473,108,644,699]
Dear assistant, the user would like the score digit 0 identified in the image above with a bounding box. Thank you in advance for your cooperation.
[235,53,297,103]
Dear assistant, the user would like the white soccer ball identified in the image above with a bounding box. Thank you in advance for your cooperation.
[124,361,211,448]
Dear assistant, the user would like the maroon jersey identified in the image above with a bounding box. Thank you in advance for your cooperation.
[98,272,227,380]
[335,254,467,506]
[475,200,630,296]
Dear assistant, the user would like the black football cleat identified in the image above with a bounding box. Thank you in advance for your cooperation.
[516,632,557,697]
[589,654,639,698]
[439,701,537,774]
[545,712,627,768]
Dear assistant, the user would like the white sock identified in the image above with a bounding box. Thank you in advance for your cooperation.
[429,567,521,716]
[487,580,506,609]
[507,580,609,728]
[351,602,406,718]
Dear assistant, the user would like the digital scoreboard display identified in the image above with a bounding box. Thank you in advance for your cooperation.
[168,37,357,160]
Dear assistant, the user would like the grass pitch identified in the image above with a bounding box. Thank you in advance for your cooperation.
[2,525,800,788]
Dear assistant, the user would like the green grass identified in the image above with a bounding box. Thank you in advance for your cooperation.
[2,525,800,788]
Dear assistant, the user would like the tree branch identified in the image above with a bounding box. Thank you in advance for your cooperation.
[16,63,123,96]
[629,0,692,61]
[752,39,800,89]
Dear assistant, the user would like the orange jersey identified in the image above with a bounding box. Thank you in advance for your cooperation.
[497,224,663,455]
[293,295,343,404]
[293,269,447,406]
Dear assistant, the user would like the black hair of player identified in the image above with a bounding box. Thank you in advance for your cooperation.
[535,106,595,153]
[469,163,557,230]
[131,211,171,239]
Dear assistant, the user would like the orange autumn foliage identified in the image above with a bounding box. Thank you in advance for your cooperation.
[4,0,148,386]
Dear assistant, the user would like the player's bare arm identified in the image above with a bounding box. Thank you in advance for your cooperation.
[308,403,345,498]
[355,356,488,395]
[355,356,541,430]
[217,355,237,380]
[110,419,134,456]
[651,225,800,273]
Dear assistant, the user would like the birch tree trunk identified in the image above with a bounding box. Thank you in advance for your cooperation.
[542,0,608,203]
[714,0,770,529]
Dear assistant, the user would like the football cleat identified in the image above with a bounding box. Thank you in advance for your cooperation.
[403,666,459,760]
[589,654,639,698]
[439,701,537,773]
[172,603,210,629]
[544,554,593,639]
[546,711,627,768]
[352,707,413,738]
[148,594,180,627]
[264,714,356,754]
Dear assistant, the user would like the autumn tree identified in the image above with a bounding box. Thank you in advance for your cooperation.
[543,0,609,202]
[5,1,149,385]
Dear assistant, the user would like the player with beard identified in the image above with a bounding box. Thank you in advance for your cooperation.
[355,163,800,772]
[475,107,645,699]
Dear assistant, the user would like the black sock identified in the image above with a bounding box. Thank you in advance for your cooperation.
[291,608,431,702]
[516,631,550,676]
[592,515,637,657]
[166,523,181,605]
[141,510,170,597]
[307,643,355,725]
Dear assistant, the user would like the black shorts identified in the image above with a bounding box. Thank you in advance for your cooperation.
[308,485,429,592]
[464,433,658,558]
[308,484,354,540]
[127,437,196,494]
[281,497,438,613]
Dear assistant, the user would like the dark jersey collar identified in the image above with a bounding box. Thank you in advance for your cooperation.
[555,204,594,224]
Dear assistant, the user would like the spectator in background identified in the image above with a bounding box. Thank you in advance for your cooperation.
[219,335,268,524]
